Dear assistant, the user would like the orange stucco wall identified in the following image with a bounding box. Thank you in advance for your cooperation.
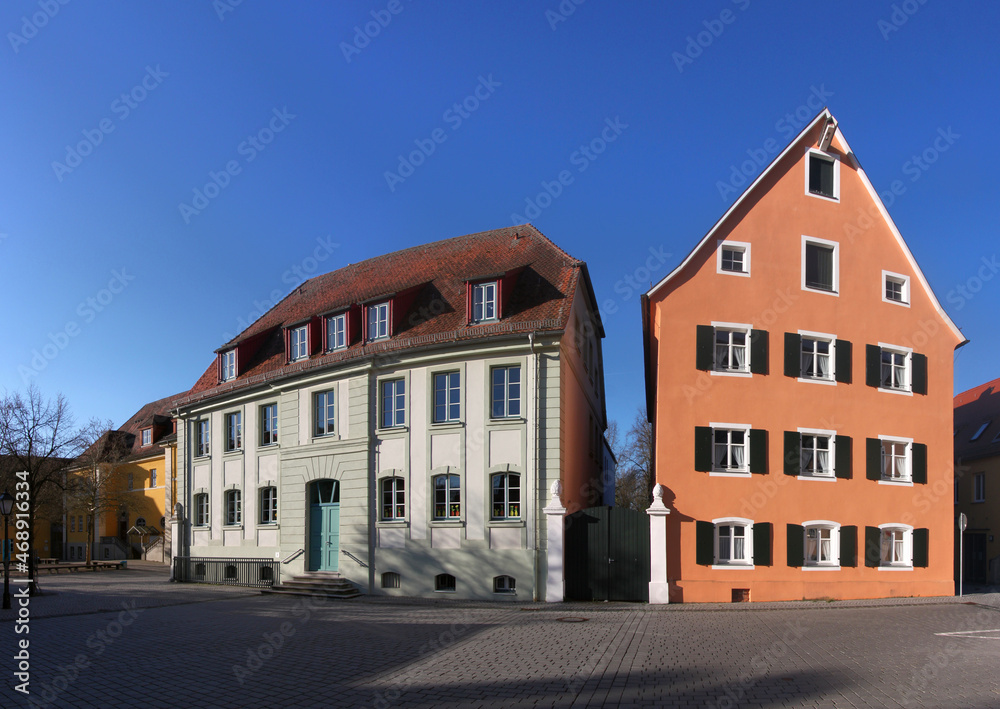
[648,124,962,602]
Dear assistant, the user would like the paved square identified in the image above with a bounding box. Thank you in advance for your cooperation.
[1,564,999,708]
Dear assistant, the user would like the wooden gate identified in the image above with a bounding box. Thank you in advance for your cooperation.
[564,506,649,602]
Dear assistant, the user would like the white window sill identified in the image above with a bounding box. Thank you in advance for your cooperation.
[378,425,409,434]
[429,519,464,527]
[259,442,280,449]
[878,479,914,487]
[710,370,752,378]
[718,269,750,278]
[312,433,339,441]
[796,475,836,482]
[711,564,755,570]
[803,565,841,571]
[488,520,525,527]
[489,417,526,425]
[377,520,408,527]
[797,376,836,386]
[256,523,279,530]
[430,420,464,429]
[877,565,913,571]
[434,589,456,593]
[709,471,751,478]
[877,386,913,397]
[223,449,243,456]
[883,297,910,308]
[222,525,243,530]
[802,286,839,297]
[805,190,839,204]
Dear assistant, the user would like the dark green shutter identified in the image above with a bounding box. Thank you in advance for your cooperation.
[696,325,714,371]
[864,526,881,567]
[696,521,715,565]
[912,443,927,484]
[786,524,804,567]
[753,522,771,566]
[835,339,852,383]
[750,329,768,375]
[835,435,852,479]
[913,528,929,567]
[784,333,801,377]
[840,526,857,567]
[866,438,882,480]
[694,427,713,472]
[784,431,800,476]
[912,353,928,395]
[866,345,881,388]
[749,429,767,474]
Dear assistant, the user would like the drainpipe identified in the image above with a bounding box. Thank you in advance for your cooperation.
[367,364,377,594]
[529,332,540,601]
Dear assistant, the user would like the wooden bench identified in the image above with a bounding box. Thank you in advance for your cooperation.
[35,561,127,573]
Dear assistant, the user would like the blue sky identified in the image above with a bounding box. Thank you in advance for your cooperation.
[1,1,998,431]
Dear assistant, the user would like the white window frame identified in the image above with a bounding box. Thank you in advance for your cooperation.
[472,281,498,323]
[877,523,913,570]
[802,520,841,569]
[709,422,751,477]
[493,575,516,594]
[141,429,152,447]
[260,403,278,446]
[716,240,750,277]
[797,427,837,479]
[290,325,308,361]
[225,411,242,452]
[224,489,242,526]
[878,435,914,485]
[260,486,278,525]
[711,517,754,569]
[221,350,236,381]
[432,473,462,520]
[314,389,336,437]
[380,477,406,521]
[149,469,157,488]
[877,342,913,396]
[801,235,840,295]
[194,493,209,527]
[367,302,389,341]
[490,472,521,520]
[196,419,210,458]
[432,371,462,423]
[804,146,840,202]
[380,378,406,428]
[797,330,836,384]
[327,312,347,351]
[974,472,985,503]
[882,270,910,307]
[490,365,522,418]
[710,321,752,377]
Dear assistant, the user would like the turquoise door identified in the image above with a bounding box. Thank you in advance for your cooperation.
[308,480,340,572]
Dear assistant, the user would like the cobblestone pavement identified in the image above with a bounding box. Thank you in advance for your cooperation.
[1,565,999,708]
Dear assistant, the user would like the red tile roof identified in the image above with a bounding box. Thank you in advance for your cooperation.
[177,225,587,409]
[954,376,1000,461]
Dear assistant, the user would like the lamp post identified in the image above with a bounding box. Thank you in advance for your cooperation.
[0,491,14,610]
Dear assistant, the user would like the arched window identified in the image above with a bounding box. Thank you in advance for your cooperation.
[432,474,461,519]
[380,477,405,520]
[260,486,278,524]
[224,490,242,526]
[434,573,456,592]
[493,575,516,594]
[381,571,401,589]
[491,473,520,520]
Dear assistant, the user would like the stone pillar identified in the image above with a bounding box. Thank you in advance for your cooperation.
[647,484,671,604]
[542,480,567,603]
[169,503,183,581]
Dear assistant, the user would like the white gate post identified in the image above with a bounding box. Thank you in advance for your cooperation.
[169,503,183,581]
[543,481,567,602]
[647,484,671,604]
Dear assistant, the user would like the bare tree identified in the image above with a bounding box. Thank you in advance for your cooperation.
[67,419,135,566]
[0,385,80,593]
[613,405,655,511]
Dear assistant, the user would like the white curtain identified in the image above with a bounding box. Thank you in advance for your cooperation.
[820,535,831,561]
[733,527,745,560]
[716,344,729,369]
[732,442,745,470]
[817,353,830,378]
[806,535,817,561]
[895,455,906,478]
[733,344,746,370]
[817,449,830,474]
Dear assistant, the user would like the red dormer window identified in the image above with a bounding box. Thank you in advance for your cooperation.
[366,302,390,341]
[471,282,497,323]
[289,324,308,361]
[220,350,236,381]
[141,429,151,447]
[466,268,522,325]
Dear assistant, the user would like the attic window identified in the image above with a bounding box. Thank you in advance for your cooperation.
[290,325,308,360]
[806,148,839,201]
[367,302,389,341]
[471,282,497,323]
[141,429,151,447]
[221,350,236,381]
[971,421,991,442]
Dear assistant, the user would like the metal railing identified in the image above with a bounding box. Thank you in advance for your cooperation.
[341,549,371,569]
[173,556,280,588]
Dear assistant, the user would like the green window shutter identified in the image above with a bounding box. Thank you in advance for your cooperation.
[835,339,852,383]
[912,353,928,395]
[753,522,772,566]
[835,435,852,479]
[913,528,929,567]
[784,431,800,476]
[694,427,713,472]
[749,429,767,474]
[750,329,769,375]
[696,521,715,565]
[696,325,715,371]
[865,344,881,388]
[912,443,928,484]
[784,333,801,378]
[864,526,881,567]
[866,438,882,480]
[786,524,804,567]
[840,526,857,567]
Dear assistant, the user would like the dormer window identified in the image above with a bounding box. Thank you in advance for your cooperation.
[471,282,497,323]
[367,302,389,341]
[327,312,347,350]
[221,350,236,381]
[290,325,308,361]
[141,429,151,447]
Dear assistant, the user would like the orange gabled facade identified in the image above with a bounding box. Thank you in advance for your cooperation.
[642,109,966,603]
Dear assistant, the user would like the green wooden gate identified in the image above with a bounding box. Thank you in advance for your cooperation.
[564,506,650,602]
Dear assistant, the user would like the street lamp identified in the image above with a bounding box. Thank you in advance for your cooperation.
[0,491,14,610]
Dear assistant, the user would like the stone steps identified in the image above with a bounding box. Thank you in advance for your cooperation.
[261,571,361,599]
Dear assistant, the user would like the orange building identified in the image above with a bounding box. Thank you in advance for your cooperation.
[642,109,965,603]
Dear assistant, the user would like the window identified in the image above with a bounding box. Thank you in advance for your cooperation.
[224,490,242,526]
[79,515,84,533]
[491,366,521,418]
[491,472,521,520]
[883,271,909,305]
[971,422,991,442]
[260,404,278,446]
[141,429,151,446]
[974,472,985,503]
[225,411,242,452]
[70,515,75,532]
[803,238,838,293]
[880,527,911,567]
[867,344,926,395]
[380,477,405,520]
[260,486,278,524]
[290,325,308,361]
[194,494,209,526]
[714,328,748,372]
[327,313,346,351]
[717,240,750,276]
[314,390,335,436]
[433,474,461,519]
[801,337,832,380]
[806,150,837,199]
[221,350,236,381]
[472,281,497,323]
[150,469,157,488]
[197,420,210,457]
[804,523,840,566]
[881,349,909,390]
[882,440,910,481]
[493,575,516,594]
[435,573,456,592]
[135,517,147,527]
[367,302,389,341]
[716,521,752,565]
[433,372,461,423]
[127,473,134,491]
[381,379,406,428]
[713,428,747,473]
[800,434,833,476]
[381,571,401,589]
